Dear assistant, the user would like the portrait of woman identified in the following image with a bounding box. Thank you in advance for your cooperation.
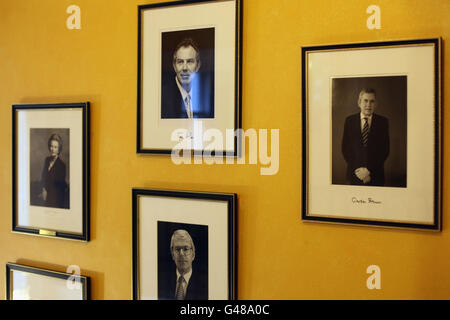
[39,133,68,208]
[30,129,70,210]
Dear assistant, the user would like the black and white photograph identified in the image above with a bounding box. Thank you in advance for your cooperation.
[302,39,441,230]
[332,76,407,188]
[161,28,215,119]
[30,128,70,209]
[12,102,90,241]
[157,221,208,300]
[137,0,241,154]
[132,188,236,300]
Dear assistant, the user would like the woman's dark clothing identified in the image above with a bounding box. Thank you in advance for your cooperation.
[41,156,67,208]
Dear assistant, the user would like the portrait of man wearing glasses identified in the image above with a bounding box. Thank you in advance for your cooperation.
[158,227,208,300]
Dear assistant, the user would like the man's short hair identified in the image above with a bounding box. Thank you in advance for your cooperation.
[173,38,201,62]
[358,88,377,101]
[170,229,195,253]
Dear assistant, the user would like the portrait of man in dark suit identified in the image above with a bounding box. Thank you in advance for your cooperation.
[161,28,215,119]
[158,221,208,300]
[341,88,390,186]
[332,76,407,188]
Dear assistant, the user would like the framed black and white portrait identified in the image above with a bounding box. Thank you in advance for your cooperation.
[6,263,90,300]
[157,221,209,300]
[302,39,441,230]
[132,188,236,300]
[12,103,90,241]
[137,0,242,155]
[331,76,407,188]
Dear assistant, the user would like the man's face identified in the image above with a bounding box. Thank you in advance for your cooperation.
[171,236,195,274]
[173,45,200,87]
[358,92,376,117]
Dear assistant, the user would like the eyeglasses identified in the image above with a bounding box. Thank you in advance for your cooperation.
[173,246,193,254]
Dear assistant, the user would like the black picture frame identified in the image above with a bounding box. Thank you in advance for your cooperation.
[137,0,242,156]
[132,188,237,300]
[6,263,90,300]
[12,102,90,241]
[301,38,441,230]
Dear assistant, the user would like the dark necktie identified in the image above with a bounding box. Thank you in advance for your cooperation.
[175,275,185,300]
[362,117,369,146]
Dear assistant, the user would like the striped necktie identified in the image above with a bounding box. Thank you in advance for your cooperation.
[184,95,192,118]
[175,275,186,300]
[362,117,369,146]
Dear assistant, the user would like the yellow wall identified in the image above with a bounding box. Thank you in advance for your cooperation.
[1,0,449,299]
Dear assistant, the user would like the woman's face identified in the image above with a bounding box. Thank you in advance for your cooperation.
[49,140,60,157]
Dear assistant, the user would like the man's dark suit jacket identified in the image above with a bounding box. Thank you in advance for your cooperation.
[41,156,68,208]
[158,268,208,300]
[341,113,390,186]
[161,73,214,119]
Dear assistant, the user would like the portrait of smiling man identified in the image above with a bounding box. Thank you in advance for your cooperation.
[160,29,215,119]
